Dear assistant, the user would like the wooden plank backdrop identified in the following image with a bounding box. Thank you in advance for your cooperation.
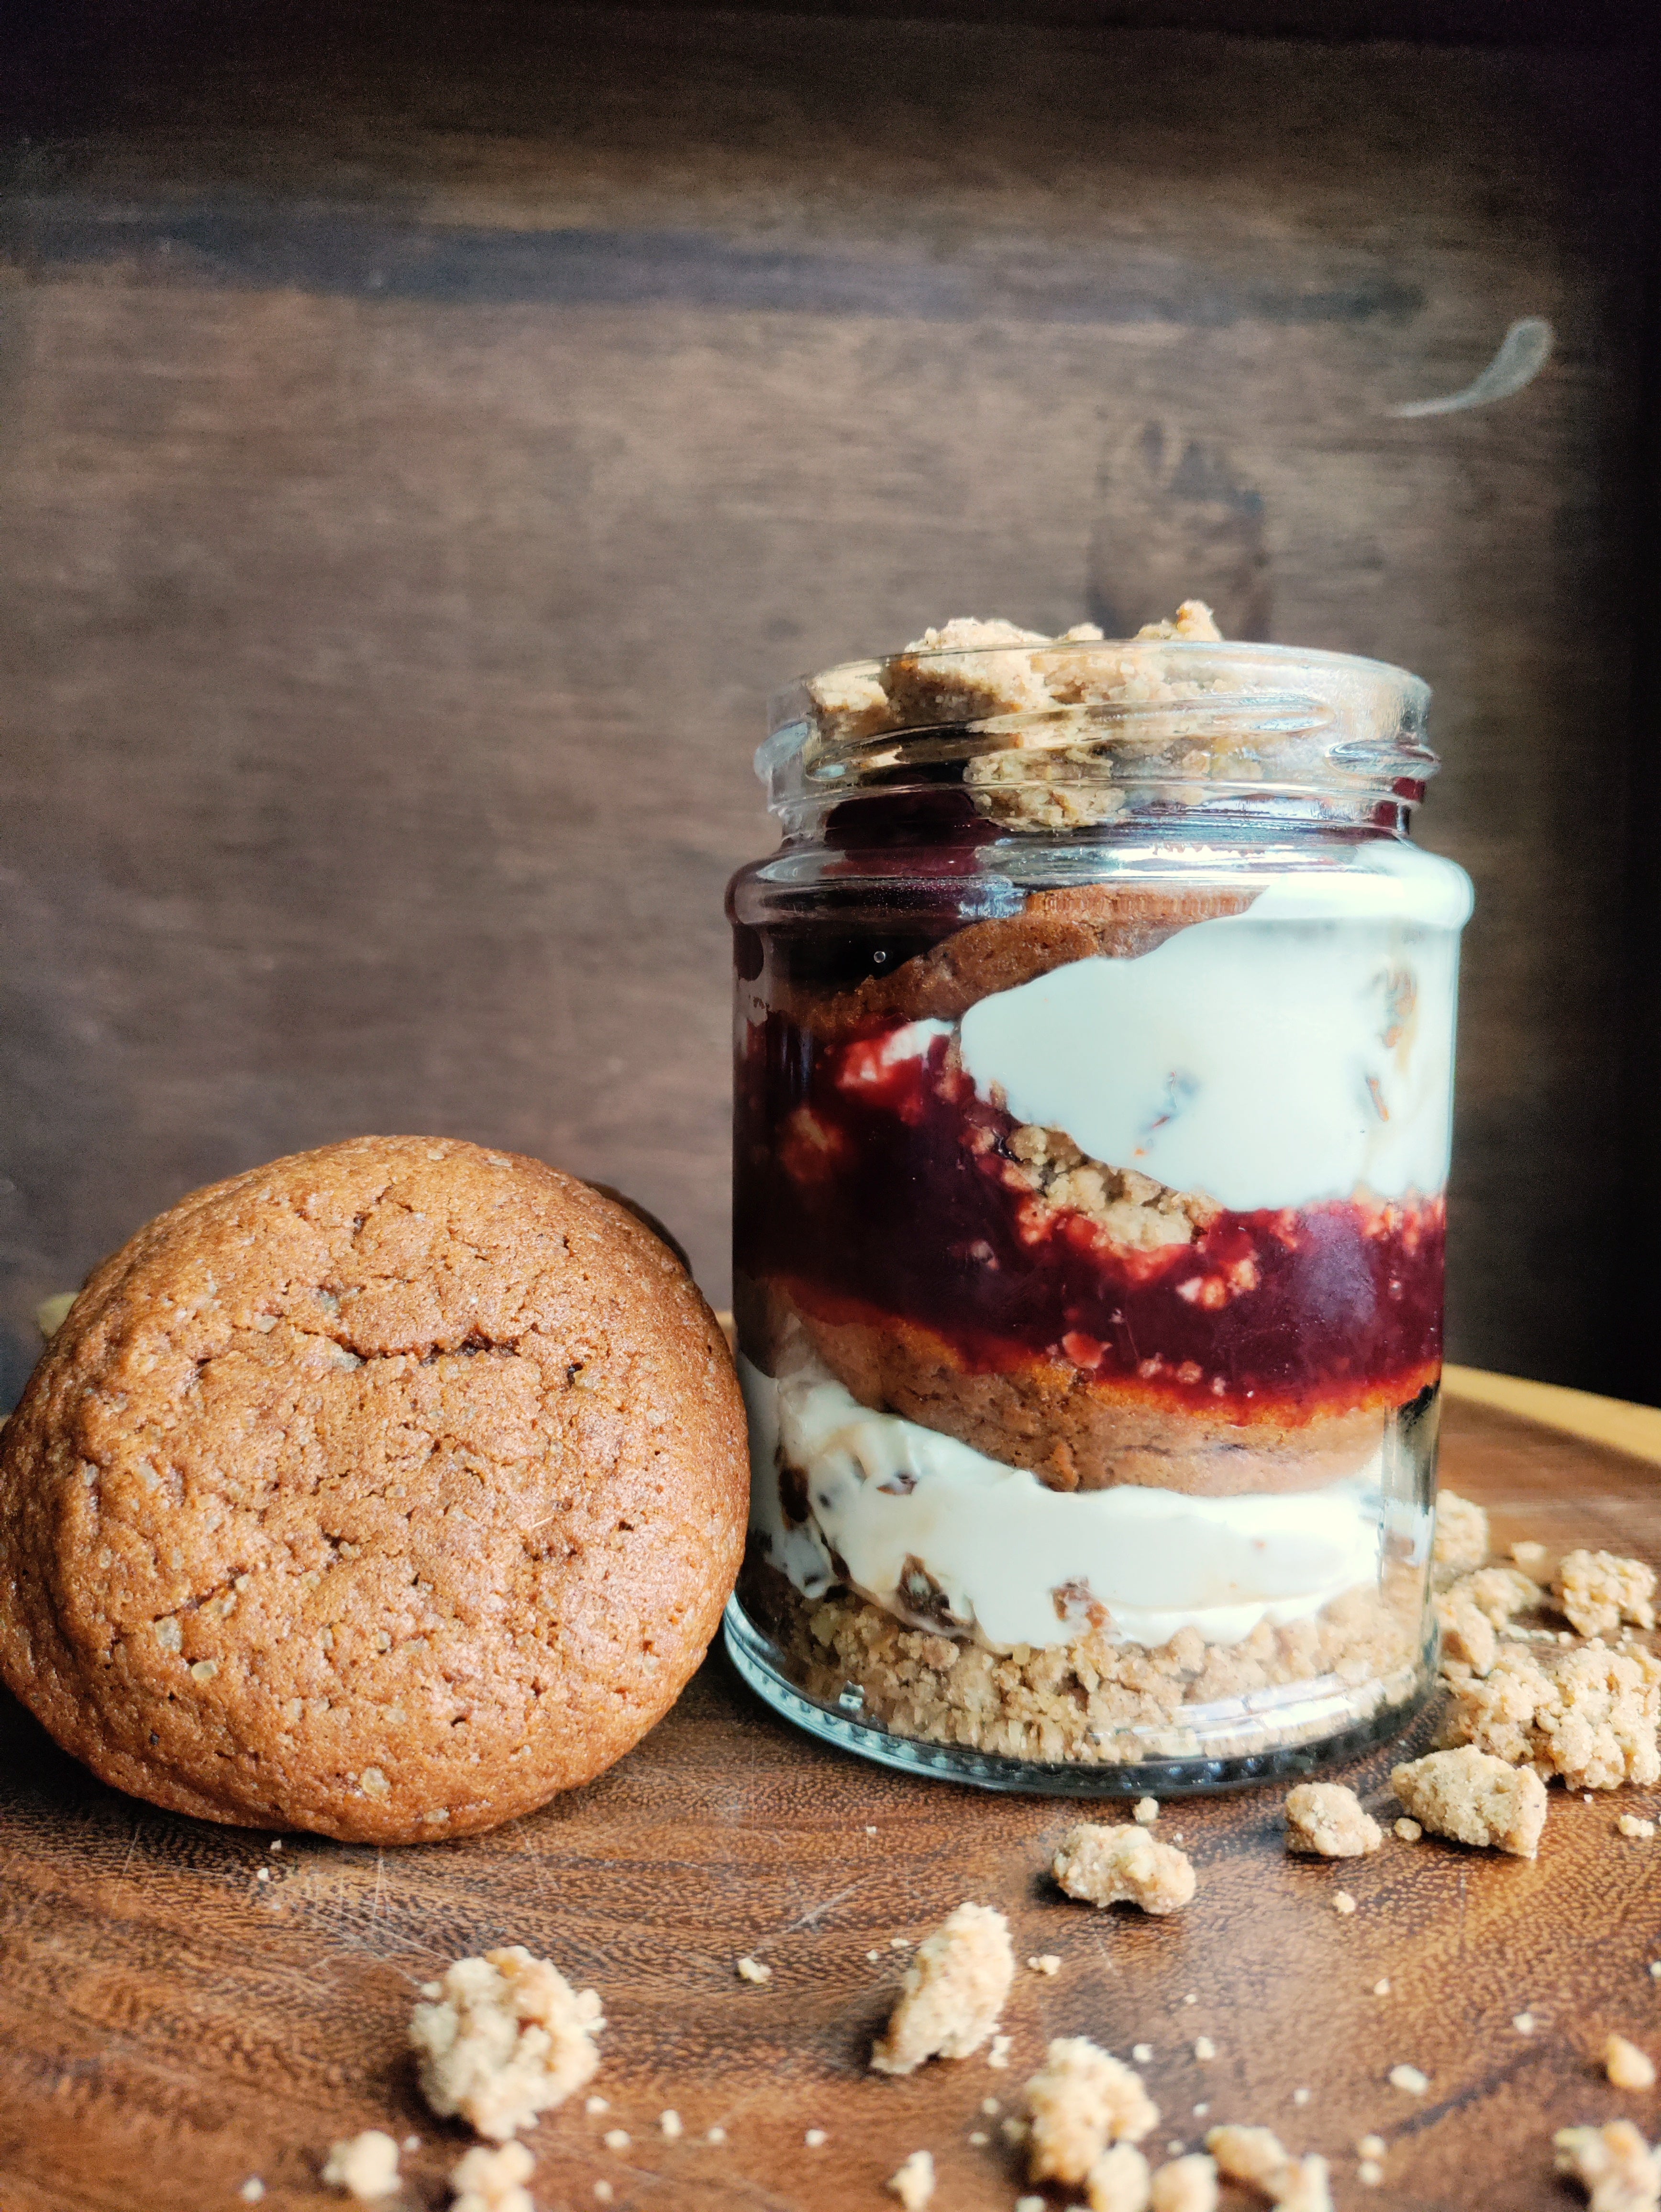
[0,2,1651,1404]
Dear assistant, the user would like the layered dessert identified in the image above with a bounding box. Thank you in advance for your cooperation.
[731,611,1471,1771]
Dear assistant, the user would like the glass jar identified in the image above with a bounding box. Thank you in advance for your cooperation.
[723,619,1473,1794]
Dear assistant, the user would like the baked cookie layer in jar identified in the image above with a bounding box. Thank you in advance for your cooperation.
[725,609,1472,1791]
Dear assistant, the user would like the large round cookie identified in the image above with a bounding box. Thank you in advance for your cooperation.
[0,1137,748,1842]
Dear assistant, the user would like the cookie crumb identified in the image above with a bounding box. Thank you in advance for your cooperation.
[1618,1815,1656,1839]
[989,2033,1014,2069]
[1333,1892,1357,1915]
[1149,2151,1218,2211]
[1029,1955,1062,1976]
[1132,2046,1154,2064]
[1205,2126,1288,2189]
[1053,1823,1196,1914]
[239,2185,265,2205]
[1387,2066,1429,2097]
[451,2141,534,2212]
[660,2110,683,2139]
[593,2188,613,2206]
[735,1955,772,1984]
[1433,1492,1489,1574]
[1357,2137,1386,2160]
[585,2097,609,2115]
[322,2133,401,2202]
[1554,2121,1661,2210]
[887,2149,936,2210]
[1134,1797,1161,1826]
[1292,2089,1311,2108]
[1016,2200,1046,2212]
[1606,2035,1657,2091]
[1085,2142,1151,2212]
[865,1825,878,1835]
[1393,1745,1548,1857]
[1373,1980,1391,1998]
[1514,2013,1537,2035]
[968,2129,989,2146]
[981,2098,1001,2116]
[1024,2037,1159,2186]
[1285,1782,1384,1858]
[1194,2038,1216,2062]
[1555,1551,1657,1640]
[1394,1818,1423,1842]
[870,1902,1014,2075]
[410,1948,604,2141]
[706,2126,727,2145]
[1442,1640,1661,1791]
[1358,2162,1383,2188]
[602,2131,629,2152]
[1512,1542,1549,1570]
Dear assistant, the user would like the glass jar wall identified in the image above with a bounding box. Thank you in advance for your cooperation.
[724,617,1473,1793]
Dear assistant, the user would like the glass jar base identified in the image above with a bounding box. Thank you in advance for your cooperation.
[723,1597,1434,1799]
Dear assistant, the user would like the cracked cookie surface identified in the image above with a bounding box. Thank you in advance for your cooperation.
[0,1136,747,1841]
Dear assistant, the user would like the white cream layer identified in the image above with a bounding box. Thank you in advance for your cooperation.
[956,841,1471,1213]
[741,1350,1384,1652]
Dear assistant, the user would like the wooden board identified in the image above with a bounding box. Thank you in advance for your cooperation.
[0,3,1653,1408]
[1,1389,1658,2212]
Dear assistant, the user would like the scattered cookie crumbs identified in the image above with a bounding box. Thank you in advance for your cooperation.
[410,1948,604,2141]
[1433,1491,1489,1574]
[887,2148,936,2210]
[1024,2037,1159,2186]
[869,1902,1013,2075]
[602,2130,629,2152]
[1204,2126,1331,2210]
[451,2141,535,2212]
[1618,1815,1657,1838]
[585,2097,609,2115]
[1554,2121,1661,2212]
[1394,1818,1423,1841]
[1333,1892,1357,1916]
[1134,1797,1161,1826]
[1514,2013,1537,2034]
[321,2133,401,2202]
[1052,1823,1197,1914]
[736,1955,772,1984]
[1285,1782,1384,1858]
[660,2111,683,2140]
[706,2126,727,2146]
[1388,2066,1429,2097]
[1373,1979,1392,1997]
[1085,2141,1151,2212]
[1150,2151,1220,2211]
[990,2034,1015,2069]
[1133,2046,1155,2064]
[1606,2036,1658,2091]
[239,2185,265,2205]
[1393,1744,1549,1856]
[1555,1552,1657,1641]
[1194,2038,1216,2062]
[1029,1954,1062,1976]
[1442,1640,1661,1790]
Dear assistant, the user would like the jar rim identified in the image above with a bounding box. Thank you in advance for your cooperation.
[759,637,1436,834]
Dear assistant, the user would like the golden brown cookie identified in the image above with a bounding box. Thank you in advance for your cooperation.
[0,1137,748,1842]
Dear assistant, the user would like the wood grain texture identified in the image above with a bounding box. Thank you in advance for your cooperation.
[0,5,1650,1402]
[0,1393,1657,2212]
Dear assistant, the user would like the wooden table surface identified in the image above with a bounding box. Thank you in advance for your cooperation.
[2,1382,1658,2212]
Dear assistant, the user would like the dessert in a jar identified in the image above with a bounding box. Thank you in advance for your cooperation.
[725,607,1473,1792]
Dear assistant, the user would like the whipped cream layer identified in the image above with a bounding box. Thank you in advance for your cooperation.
[742,1351,1387,1652]
[958,842,1470,1214]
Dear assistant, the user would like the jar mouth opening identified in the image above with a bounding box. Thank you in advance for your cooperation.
[760,639,1435,834]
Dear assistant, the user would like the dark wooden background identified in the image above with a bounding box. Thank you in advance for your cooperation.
[1,0,1657,1405]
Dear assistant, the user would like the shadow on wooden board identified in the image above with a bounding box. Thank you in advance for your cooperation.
[0,2,1654,1402]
